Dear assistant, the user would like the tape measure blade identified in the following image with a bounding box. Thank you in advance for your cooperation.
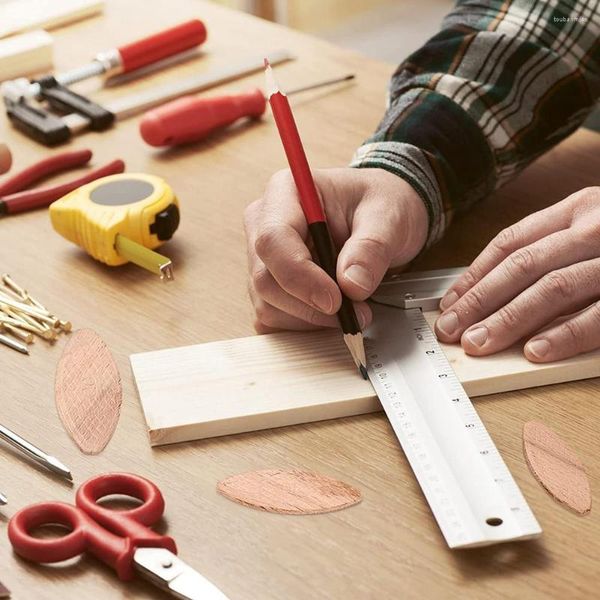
[366,304,541,548]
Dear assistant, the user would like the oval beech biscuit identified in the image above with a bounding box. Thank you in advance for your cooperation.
[55,329,122,454]
[523,421,591,515]
[217,468,362,515]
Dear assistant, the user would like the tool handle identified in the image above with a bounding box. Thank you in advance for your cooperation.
[1,159,125,215]
[76,472,177,580]
[0,149,92,196]
[117,19,207,73]
[139,88,267,147]
[8,473,177,581]
[8,502,128,566]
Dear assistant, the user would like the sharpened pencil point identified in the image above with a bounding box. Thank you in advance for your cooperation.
[264,57,270,68]
[360,364,368,380]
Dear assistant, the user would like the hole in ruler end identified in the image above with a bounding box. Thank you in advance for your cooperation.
[486,517,503,527]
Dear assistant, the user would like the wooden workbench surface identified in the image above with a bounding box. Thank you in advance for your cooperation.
[1,1,599,598]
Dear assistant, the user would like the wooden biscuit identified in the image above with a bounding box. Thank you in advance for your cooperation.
[523,421,591,515]
[55,329,122,454]
[217,468,362,515]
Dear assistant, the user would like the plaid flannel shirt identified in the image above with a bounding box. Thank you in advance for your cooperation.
[351,0,600,247]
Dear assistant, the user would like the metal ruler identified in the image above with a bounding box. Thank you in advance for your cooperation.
[366,291,541,548]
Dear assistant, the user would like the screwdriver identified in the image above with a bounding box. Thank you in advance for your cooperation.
[6,20,207,101]
[0,423,72,481]
[139,74,355,147]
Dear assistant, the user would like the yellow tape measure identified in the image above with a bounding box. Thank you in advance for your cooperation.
[50,173,180,280]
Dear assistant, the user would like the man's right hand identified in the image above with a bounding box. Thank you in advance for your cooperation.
[244,167,429,333]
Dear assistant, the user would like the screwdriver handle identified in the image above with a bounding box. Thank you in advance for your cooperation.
[117,20,207,73]
[139,88,267,147]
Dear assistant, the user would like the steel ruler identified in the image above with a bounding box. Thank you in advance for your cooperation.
[366,275,541,548]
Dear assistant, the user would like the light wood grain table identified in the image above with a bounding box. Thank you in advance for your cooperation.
[1,1,599,598]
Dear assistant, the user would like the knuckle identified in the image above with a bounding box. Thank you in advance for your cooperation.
[254,302,276,327]
[491,226,519,257]
[298,303,323,326]
[559,319,585,353]
[495,304,521,330]
[453,269,482,296]
[461,286,487,314]
[253,319,271,334]
[243,199,260,223]
[541,270,576,301]
[570,186,600,218]
[254,226,280,258]
[506,247,537,278]
[359,236,391,264]
[461,269,480,289]
[252,267,273,297]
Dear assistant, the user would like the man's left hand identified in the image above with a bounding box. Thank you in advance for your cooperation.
[435,186,600,363]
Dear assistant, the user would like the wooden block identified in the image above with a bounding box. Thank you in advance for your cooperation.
[0,30,53,81]
[0,0,104,39]
[131,309,600,446]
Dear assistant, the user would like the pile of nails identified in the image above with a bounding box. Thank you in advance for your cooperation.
[0,273,72,355]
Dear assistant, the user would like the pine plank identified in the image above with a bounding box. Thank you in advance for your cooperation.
[131,309,600,446]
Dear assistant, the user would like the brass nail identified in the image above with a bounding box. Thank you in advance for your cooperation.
[3,324,34,344]
[57,320,72,332]
[1,274,28,299]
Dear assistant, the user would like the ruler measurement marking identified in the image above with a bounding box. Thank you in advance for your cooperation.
[366,305,541,548]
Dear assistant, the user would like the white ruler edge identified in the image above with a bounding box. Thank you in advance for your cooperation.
[366,303,541,548]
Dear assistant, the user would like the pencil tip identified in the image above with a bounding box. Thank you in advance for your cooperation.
[263,57,270,69]
[360,364,368,380]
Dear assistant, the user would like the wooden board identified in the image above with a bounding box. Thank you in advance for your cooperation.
[131,308,600,446]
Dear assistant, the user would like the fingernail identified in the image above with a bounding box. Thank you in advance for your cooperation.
[526,339,550,358]
[437,311,458,336]
[439,290,458,311]
[344,264,373,292]
[464,326,488,347]
[311,289,333,313]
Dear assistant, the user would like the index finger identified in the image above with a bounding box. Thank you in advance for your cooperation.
[440,203,573,310]
[251,172,342,314]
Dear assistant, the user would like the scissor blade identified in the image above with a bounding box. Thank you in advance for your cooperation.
[134,548,230,600]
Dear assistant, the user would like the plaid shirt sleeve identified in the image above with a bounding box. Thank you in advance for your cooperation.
[350,0,600,247]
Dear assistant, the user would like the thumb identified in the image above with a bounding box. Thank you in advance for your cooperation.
[336,194,423,300]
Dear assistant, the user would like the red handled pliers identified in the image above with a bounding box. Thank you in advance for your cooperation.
[0,149,124,217]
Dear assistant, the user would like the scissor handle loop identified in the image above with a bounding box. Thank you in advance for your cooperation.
[8,502,91,563]
[77,472,165,529]
[8,473,177,581]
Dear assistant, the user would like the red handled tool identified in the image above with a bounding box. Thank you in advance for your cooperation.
[8,472,230,599]
[0,149,124,216]
[14,20,207,101]
[139,73,354,147]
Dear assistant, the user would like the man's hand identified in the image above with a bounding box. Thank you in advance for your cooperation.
[435,187,600,363]
[244,167,428,333]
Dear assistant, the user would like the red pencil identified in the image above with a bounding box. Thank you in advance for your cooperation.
[264,59,367,378]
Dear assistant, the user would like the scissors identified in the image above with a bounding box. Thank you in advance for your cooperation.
[8,472,230,599]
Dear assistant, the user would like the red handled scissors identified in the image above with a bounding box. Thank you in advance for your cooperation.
[8,472,230,599]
